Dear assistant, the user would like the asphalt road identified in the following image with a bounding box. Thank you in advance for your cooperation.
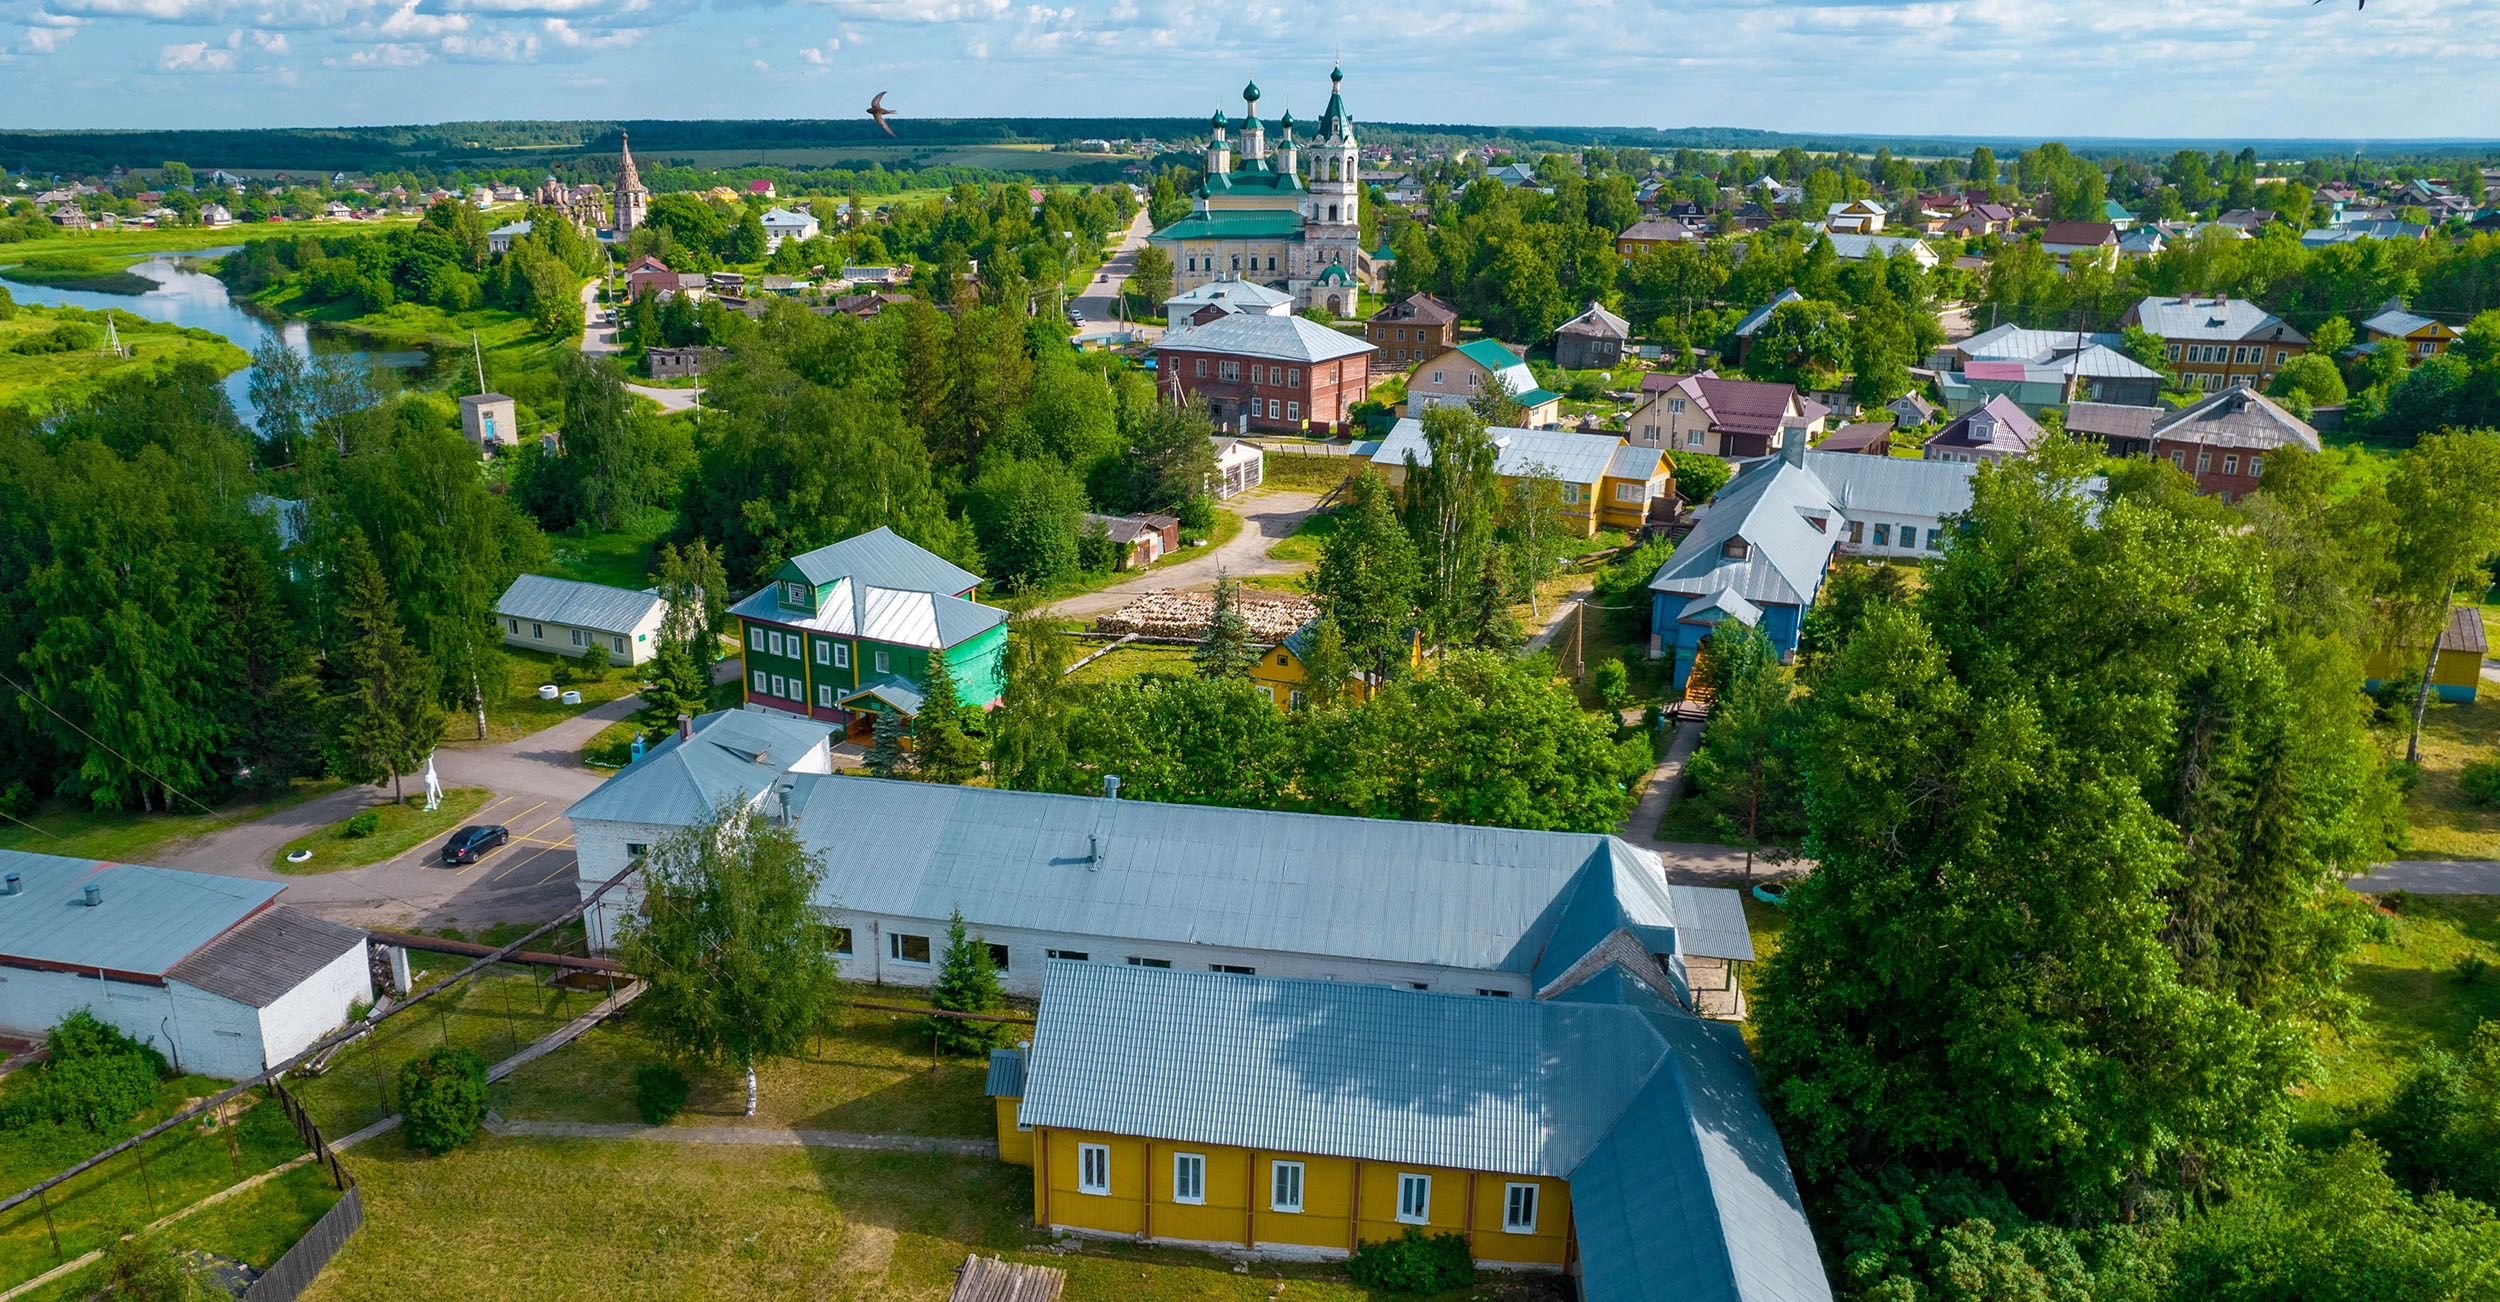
[579,279,701,412]
[2347,861,2500,894]
[1068,208,1160,344]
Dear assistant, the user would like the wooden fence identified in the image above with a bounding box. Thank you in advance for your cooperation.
[240,1083,360,1302]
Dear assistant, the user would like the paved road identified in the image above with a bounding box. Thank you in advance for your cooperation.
[2348,861,2500,894]
[1044,488,1325,621]
[1068,208,1160,344]
[578,279,701,412]
[162,695,638,932]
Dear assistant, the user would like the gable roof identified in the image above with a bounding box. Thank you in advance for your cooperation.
[2148,386,2321,453]
[1454,337,1530,374]
[2442,605,2488,655]
[562,708,828,827]
[1166,276,1294,314]
[1559,302,1632,341]
[0,851,284,980]
[1368,292,1457,326]
[1374,419,1628,486]
[781,526,983,596]
[1925,394,2045,456]
[165,905,366,1007]
[2065,401,2162,443]
[1648,373,1805,438]
[1156,311,1376,364]
[2039,221,2116,247]
[2362,303,2448,339]
[2128,295,2307,345]
[1820,233,1934,264]
[1805,450,1978,520]
[1815,421,1893,455]
[1618,218,1697,244]
[1647,454,1838,609]
[1732,289,1805,339]
[496,574,667,635]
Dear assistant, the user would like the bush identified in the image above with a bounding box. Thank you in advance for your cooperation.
[1345,1227,1474,1294]
[1177,494,1216,534]
[342,810,381,839]
[577,641,611,679]
[634,1063,691,1125]
[1593,657,1631,709]
[398,1045,489,1154]
[0,779,32,819]
[103,1234,199,1302]
[1669,450,1732,503]
[0,1010,168,1135]
[2461,758,2500,807]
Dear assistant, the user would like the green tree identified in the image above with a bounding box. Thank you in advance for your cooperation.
[2268,352,2349,409]
[324,533,445,805]
[724,210,767,263]
[2120,323,2171,376]
[1500,464,1570,618]
[990,609,1078,792]
[866,708,907,779]
[929,908,1007,1053]
[103,1235,198,1302]
[1125,245,1174,315]
[1681,619,1800,877]
[966,454,1086,589]
[1194,571,1260,679]
[1298,616,1352,709]
[1401,404,1503,648]
[1747,296,1851,385]
[1310,467,1422,682]
[2385,431,2500,762]
[912,645,985,784]
[617,802,844,1116]
[1122,396,1220,513]
[398,1045,488,1154]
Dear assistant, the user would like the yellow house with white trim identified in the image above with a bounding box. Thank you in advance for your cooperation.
[1246,621,1421,710]
[1369,419,1671,538]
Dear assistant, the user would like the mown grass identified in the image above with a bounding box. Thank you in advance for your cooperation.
[1259,451,1362,494]
[288,967,614,1140]
[2393,696,2500,860]
[0,778,345,864]
[0,1073,311,1290]
[1064,643,1197,686]
[445,647,642,748]
[2300,893,2500,1139]
[1264,509,1339,563]
[271,787,493,874]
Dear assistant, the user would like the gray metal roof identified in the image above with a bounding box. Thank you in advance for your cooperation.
[1647,454,1839,610]
[1732,289,1804,339]
[1154,311,1376,364]
[1821,233,1934,264]
[2128,295,2307,345]
[563,709,829,827]
[2363,307,2440,338]
[1019,962,1828,1302]
[1608,443,1667,482]
[731,575,1007,652]
[783,526,983,596]
[761,775,1686,975]
[496,574,667,635]
[986,1048,1025,1098]
[2149,387,2320,454]
[0,850,284,978]
[2067,402,2161,442]
[1375,419,1627,486]
[1804,451,1977,520]
[1666,885,1755,964]
[164,906,366,1008]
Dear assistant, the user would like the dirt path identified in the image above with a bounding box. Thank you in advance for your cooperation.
[1045,488,1325,621]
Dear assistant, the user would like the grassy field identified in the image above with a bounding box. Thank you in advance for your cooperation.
[8,1162,345,1302]
[1264,509,1338,564]
[446,647,642,748]
[0,778,345,864]
[2392,696,2500,860]
[272,787,493,874]
[540,513,671,590]
[0,1072,314,1290]
[289,967,616,1139]
[2301,893,2500,1136]
[1064,642,1197,686]
[1259,451,1363,494]
[0,303,249,411]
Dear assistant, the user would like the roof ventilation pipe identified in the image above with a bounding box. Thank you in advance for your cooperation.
[1102,775,1121,800]
[2,872,18,896]
[83,883,102,907]
[678,713,694,741]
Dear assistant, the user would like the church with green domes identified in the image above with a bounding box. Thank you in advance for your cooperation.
[1148,68,1365,317]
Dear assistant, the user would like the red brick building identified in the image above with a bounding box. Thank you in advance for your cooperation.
[1157,313,1377,435]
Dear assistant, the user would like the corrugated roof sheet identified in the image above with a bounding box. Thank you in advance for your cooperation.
[1648,455,1838,609]
[1607,443,1667,482]
[1150,209,1307,241]
[496,574,666,635]
[731,574,1006,653]
[1374,420,1626,487]
[1732,290,1804,339]
[985,1048,1025,1098]
[1666,885,1755,962]
[2148,387,2320,454]
[1166,277,1294,311]
[2128,295,2306,344]
[564,709,829,827]
[2444,605,2488,655]
[2067,402,2161,442]
[1154,312,1375,364]
[1807,452,1977,520]
[784,527,983,597]
[164,906,365,1007]
[0,851,283,978]
[2363,308,2441,338]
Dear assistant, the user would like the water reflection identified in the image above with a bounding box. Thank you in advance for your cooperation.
[0,251,428,423]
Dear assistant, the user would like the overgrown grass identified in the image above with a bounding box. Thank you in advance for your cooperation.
[0,253,161,293]
[271,787,493,874]
[0,1074,312,1290]
[0,779,346,864]
[1259,451,1361,493]
[8,1162,345,1302]
[2393,696,2500,860]
[2301,893,2500,1140]
[289,967,613,1139]
[1064,643,1197,686]
[540,511,672,590]
[0,305,249,411]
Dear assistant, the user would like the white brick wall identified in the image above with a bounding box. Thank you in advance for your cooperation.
[252,941,373,1068]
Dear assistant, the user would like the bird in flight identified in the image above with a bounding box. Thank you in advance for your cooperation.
[867,92,896,136]
[2312,0,2362,7]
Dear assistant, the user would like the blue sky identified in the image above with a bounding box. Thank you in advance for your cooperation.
[2,0,2495,141]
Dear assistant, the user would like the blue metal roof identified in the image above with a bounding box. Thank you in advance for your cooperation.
[496,574,667,635]
[781,526,982,597]
[986,1048,1026,1098]
[564,709,830,827]
[0,850,284,979]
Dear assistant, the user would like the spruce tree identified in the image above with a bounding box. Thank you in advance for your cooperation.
[1193,570,1259,678]
[637,638,711,746]
[865,708,908,779]
[912,646,985,785]
[1299,617,1353,708]
[930,908,1006,1054]
[326,533,445,804]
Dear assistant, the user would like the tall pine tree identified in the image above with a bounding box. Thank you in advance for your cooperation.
[1193,570,1259,678]
[325,533,445,803]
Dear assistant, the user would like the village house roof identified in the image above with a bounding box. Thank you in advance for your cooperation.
[2362,297,2449,339]
[1557,301,1631,342]
[1013,962,1829,1302]
[1731,289,1805,339]
[2148,387,2321,455]
[1642,372,1805,440]
[0,850,285,980]
[1647,452,1839,610]
[495,574,666,635]
[2038,221,2117,247]
[1374,420,1640,486]
[1617,218,1698,244]
[2441,606,2488,656]
[1925,394,2046,457]
[1367,292,1457,326]
[165,907,368,1009]
[1820,233,1936,265]
[565,709,831,828]
[1807,450,1979,520]
[2127,295,2308,345]
[1156,312,1376,365]
[2065,401,2163,444]
[783,525,981,595]
[1815,422,1894,455]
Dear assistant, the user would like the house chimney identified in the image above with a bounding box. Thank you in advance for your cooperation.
[677,713,693,741]
[1782,431,1807,467]
[1102,775,1121,800]
[83,883,102,908]
[2,872,18,896]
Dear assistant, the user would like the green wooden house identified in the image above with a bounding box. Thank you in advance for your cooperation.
[729,528,1009,740]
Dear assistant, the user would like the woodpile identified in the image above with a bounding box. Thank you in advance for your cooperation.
[1094,588,1317,642]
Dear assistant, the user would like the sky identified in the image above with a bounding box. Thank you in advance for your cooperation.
[2,0,2496,142]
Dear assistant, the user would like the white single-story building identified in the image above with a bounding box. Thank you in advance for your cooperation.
[487,219,534,253]
[0,851,371,1080]
[565,712,1756,1007]
[459,393,518,450]
[760,207,820,251]
[1213,436,1263,498]
[495,573,669,666]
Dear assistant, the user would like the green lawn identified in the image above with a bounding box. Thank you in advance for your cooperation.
[1025,509,1244,606]
[8,1162,344,1302]
[0,304,249,412]
[288,968,616,1140]
[583,673,740,768]
[0,778,345,865]
[1064,642,1197,686]
[1264,510,1339,563]
[2300,894,2500,1141]
[272,787,493,874]
[539,512,671,590]
[1260,452,1362,494]
[2392,696,2500,860]
[0,1072,315,1291]
[450,648,642,748]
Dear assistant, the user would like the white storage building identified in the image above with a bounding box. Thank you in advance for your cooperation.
[0,852,371,1080]
[495,573,670,667]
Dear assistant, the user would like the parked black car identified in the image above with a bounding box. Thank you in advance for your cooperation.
[441,824,511,865]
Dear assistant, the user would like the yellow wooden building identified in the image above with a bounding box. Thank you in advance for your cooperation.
[1247,621,1421,710]
[1368,419,1672,538]
[989,961,1831,1299]
[2365,604,2486,704]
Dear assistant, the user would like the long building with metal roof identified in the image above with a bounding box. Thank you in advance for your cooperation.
[0,850,370,1079]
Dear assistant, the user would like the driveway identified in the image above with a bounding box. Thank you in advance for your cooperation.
[578,278,701,412]
[1068,209,1161,345]
[162,694,638,932]
[2348,861,2500,895]
[1045,488,1326,621]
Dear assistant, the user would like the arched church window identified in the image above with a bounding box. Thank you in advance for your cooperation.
[1329,158,1340,181]
[1328,204,1338,222]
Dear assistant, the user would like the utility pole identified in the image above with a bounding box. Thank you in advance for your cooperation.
[471,330,487,396]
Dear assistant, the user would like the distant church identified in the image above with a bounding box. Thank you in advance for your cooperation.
[1149,67,1363,316]
[612,131,649,236]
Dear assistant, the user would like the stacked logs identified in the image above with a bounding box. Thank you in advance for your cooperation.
[1094,589,1318,642]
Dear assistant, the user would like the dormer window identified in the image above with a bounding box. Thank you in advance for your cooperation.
[1722,537,1751,560]
[782,581,810,609]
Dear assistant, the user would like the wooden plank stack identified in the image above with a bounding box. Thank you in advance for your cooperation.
[1093,589,1317,643]
[949,1254,1067,1301]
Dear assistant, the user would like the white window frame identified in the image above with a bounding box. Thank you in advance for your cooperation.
[751,670,767,693]
[1270,1160,1305,1213]
[612,635,627,654]
[1172,1152,1206,1205]
[1504,1182,1539,1233]
[769,630,786,657]
[770,675,787,697]
[817,685,835,708]
[507,618,519,634]
[571,628,585,647]
[749,626,764,651]
[874,649,891,673]
[1396,1173,1431,1225]
[532,622,545,640]
[834,643,851,669]
[889,932,931,964]
[1078,1143,1110,1196]
[815,640,831,665]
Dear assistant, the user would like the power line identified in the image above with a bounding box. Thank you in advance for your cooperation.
[0,668,220,818]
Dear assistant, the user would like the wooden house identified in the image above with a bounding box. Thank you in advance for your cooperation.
[2366,605,2486,704]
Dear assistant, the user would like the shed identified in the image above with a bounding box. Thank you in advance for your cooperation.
[459,393,518,450]
[2366,605,2487,704]
[0,852,370,1080]
[495,573,669,666]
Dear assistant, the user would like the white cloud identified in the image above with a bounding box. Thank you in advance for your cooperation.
[249,26,285,46]
[343,37,426,60]
[542,15,636,44]
[749,55,764,69]
[19,10,86,51]
[155,32,238,66]
[375,1,464,36]
[437,23,535,56]
[799,0,1010,19]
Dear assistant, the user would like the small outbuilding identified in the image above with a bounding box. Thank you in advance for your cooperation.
[495,573,669,666]
[460,393,518,450]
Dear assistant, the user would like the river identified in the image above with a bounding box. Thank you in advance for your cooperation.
[1,250,428,424]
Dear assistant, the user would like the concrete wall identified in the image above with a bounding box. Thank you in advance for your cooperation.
[0,965,262,1079]
[251,941,373,1069]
